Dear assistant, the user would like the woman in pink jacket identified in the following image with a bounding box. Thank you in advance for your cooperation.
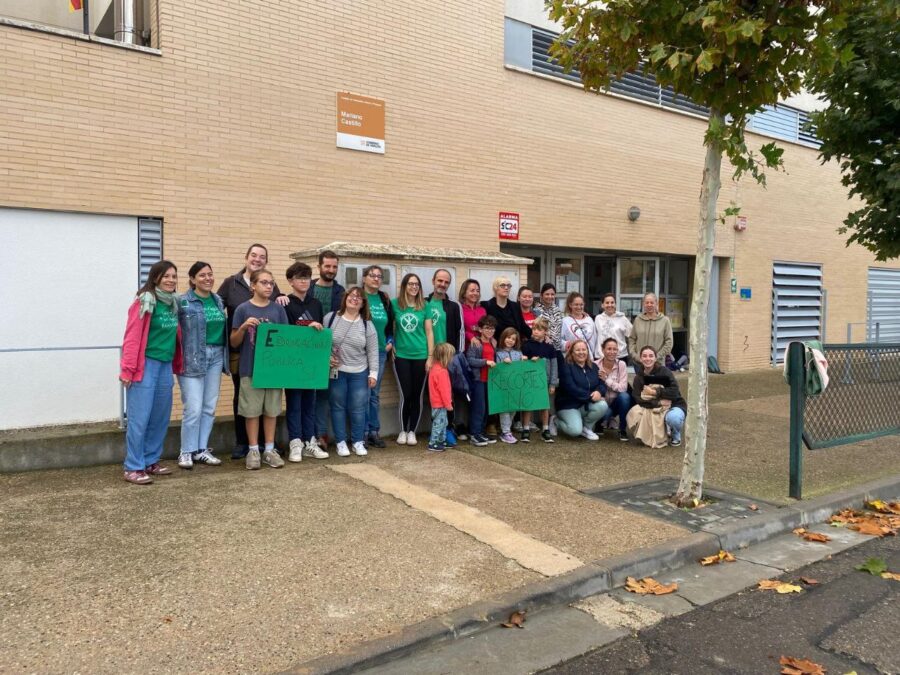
[119,260,184,485]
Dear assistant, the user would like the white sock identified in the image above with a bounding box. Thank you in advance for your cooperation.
[249,445,259,452]
[264,442,275,451]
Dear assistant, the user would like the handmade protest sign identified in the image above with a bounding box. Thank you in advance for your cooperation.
[252,324,332,389]
[488,359,550,414]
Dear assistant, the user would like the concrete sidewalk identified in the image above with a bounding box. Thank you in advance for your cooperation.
[2,369,898,673]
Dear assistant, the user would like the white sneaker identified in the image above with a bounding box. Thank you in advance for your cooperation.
[193,449,221,465]
[336,441,351,457]
[548,415,558,437]
[288,438,304,463]
[352,441,368,456]
[303,439,329,459]
[581,428,600,441]
[177,452,193,469]
[406,432,418,446]
[397,431,408,445]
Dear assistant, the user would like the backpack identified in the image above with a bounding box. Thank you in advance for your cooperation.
[448,352,474,399]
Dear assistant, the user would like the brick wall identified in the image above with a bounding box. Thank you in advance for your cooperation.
[0,0,892,390]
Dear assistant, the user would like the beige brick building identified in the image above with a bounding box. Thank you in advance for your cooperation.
[1,0,897,430]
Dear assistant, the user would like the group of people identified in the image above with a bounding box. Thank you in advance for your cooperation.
[118,243,686,485]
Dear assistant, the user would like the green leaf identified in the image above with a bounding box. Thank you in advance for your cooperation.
[723,206,741,217]
[620,22,633,41]
[649,43,667,63]
[856,557,888,576]
[695,50,714,73]
[666,52,683,71]
[739,20,758,38]
[701,15,717,30]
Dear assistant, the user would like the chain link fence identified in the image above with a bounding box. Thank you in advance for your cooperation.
[803,343,900,449]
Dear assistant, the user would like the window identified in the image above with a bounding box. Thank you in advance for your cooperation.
[138,217,162,285]
[1,0,154,46]
[506,19,819,146]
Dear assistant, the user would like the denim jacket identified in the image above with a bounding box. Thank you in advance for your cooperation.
[177,289,230,377]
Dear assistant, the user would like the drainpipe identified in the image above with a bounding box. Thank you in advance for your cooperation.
[114,0,137,44]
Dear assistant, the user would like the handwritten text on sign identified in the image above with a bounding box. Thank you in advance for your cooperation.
[488,359,550,414]
[252,324,333,390]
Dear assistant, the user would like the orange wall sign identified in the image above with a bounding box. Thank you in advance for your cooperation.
[336,92,385,154]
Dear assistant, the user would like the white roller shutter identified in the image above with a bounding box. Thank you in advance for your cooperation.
[868,268,900,342]
[772,262,823,364]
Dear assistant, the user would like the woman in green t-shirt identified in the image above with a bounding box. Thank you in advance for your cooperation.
[391,273,434,446]
[119,260,183,485]
[175,262,230,470]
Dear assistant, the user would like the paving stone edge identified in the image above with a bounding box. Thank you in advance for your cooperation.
[285,474,900,675]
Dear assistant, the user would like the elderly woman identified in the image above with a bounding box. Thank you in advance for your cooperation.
[552,339,609,441]
[482,276,531,339]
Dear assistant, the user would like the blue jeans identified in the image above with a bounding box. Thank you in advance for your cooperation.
[468,381,487,436]
[665,406,686,443]
[430,408,448,445]
[286,388,317,442]
[367,350,388,435]
[602,391,633,431]
[329,370,369,444]
[556,401,609,437]
[125,357,174,471]
[178,345,223,454]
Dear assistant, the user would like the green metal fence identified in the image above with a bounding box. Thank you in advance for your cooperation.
[787,341,900,498]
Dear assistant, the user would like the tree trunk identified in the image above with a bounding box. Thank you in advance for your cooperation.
[673,110,724,508]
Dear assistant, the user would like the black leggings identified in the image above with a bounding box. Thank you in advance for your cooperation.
[393,357,427,433]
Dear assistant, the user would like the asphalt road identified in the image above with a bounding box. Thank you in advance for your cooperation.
[541,534,900,675]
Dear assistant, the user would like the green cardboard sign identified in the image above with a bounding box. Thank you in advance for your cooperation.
[488,359,550,414]
[252,324,332,389]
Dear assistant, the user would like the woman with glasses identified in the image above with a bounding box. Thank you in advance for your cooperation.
[561,292,598,359]
[362,265,394,448]
[482,276,531,340]
[324,287,379,457]
[392,273,435,445]
[229,269,289,470]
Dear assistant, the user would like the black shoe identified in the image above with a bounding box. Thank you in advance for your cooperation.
[231,444,249,460]
[541,429,554,443]
[367,433,387,449]
[520,430,531,443]
[619,429,629,442]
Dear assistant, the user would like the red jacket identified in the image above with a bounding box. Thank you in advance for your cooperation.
[428,362,453,410]
[119,299,184,382]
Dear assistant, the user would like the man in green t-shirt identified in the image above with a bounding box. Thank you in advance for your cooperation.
[425,269,464,352]
[362,264,395,448]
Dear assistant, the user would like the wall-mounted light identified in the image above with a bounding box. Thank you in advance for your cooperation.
[627,206,641,222]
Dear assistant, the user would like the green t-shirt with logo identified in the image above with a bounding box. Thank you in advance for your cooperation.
[145,301,179,362]
[427,297,447,345]
[367,292,389,351]
[313,283,333,315]
[391,299,428,360]
[202,294,226,346]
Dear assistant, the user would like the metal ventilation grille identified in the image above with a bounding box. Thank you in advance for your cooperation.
[138,218,163,285]
[772,262,823,364]
[868,267,900,342]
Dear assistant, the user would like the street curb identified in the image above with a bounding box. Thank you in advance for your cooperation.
[286,474,900,675]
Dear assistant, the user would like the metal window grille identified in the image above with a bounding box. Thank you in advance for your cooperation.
[868,268,900,342]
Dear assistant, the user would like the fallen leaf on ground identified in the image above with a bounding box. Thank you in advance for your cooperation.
[867,500,900,515]
[856,557,888,576]
[800,531,831,543]
[880,571,900,581]
[779,655,826,674]
[500,610,526,628]
[625,576,678,595]
[758,579,803,594]
[699,550,736,566]
[799,577,819,585]
[162,616,173,623]
[852,521,894,537]
[748,503,759,511]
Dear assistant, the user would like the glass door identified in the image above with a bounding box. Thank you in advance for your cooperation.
[617,257,659,320]
[552,254,584,309]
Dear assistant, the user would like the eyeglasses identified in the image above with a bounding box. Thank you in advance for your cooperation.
[367,273,383,280]
[407,282,421,287]
[256,280,274,287]
[498,284,512,289]
[480,326,496,332]
[347,295,362,302]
